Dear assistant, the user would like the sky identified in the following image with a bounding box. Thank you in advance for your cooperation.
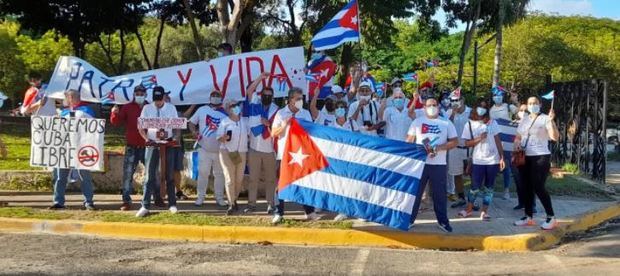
[436,0,620,33]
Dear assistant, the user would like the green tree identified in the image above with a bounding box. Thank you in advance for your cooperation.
[0,21,26,104]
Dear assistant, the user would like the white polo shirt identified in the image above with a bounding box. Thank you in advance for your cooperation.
[382,106,411,141]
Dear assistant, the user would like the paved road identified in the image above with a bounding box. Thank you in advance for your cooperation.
[1,221,618,275]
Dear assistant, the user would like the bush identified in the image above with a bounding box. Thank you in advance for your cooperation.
[562,163,579,174]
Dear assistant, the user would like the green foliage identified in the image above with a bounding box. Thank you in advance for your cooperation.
[0,20,26,101]
[15,31,73,79]
[0,207,354,229]
[562,163,580,174]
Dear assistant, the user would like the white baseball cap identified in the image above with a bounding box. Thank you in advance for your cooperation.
[331,85,344,94]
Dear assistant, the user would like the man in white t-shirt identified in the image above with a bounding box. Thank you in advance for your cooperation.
[244,73,279,214]
[348,81,385,136]
[136,86,181,217]
[270,87,318,224]
[188,91,228,207]
[379,88,414,141]
[406,98,458,232]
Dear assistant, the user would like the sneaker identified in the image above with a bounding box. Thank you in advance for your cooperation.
[266,205,274,215]
[120,203,131,211]
[451,199,466,208]
[271,214,283,224]
[176,191,188,200]
[226,206,236,215]
[169,206,178,214]
[541,217,558,230]
[502,190,510,200]
[194,198,204,207]
[315,208,323,213]
[154,199,166,208]
[304,212,321,221]
[408,223,415,230]
[514,216,536,226]
[480,211,491,221]
[243,205,257,214]
[216,199,228,207]
[457,210,472,218]
[333,213,348,221]
[135,207,149,217]
[437,223,453,233]
[447,194,458,202]
[48,203,65,210]
[513,204,524,210]
[357,218,368,222]
[84,203,96,211]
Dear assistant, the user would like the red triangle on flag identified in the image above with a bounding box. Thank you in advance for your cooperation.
[278,118,329,191]
[308,60,337,98]
[339,1,359,31]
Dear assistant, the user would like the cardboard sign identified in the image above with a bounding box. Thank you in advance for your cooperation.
[30,116,105,171]
[137,117,187,129]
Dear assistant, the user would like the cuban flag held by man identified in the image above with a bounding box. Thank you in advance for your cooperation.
[278,118,427,230]
[311,0,360,51]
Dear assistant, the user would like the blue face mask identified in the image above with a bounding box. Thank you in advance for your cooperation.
[335,107,346,118]
[493,96,503,104]
[393,98,405,109]
[476,107,487,117]
[528,104,540,114]
[311,53,322,60]
[232,106,241,116]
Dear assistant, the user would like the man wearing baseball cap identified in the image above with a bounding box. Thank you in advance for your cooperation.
[136,86,180,217]
[348,81,385,136]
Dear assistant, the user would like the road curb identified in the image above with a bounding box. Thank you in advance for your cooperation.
[0,204,618,251]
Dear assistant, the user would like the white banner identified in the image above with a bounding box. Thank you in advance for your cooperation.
[30,116,105,171]
[45,47,307,105]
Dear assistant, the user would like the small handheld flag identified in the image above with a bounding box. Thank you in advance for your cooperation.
[541,90,554,100]
[101,91,115,105]
[402,72,418,82]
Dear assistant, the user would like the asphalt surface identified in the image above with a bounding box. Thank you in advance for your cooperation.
[0,221,618,275]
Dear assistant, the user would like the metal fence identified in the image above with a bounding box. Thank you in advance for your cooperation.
[548,79,607,183]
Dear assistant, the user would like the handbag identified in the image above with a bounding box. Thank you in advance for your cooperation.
[512,115,539,167]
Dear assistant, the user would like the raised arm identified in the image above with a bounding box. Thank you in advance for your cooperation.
[247,72,271,102]
[309,86,321,121]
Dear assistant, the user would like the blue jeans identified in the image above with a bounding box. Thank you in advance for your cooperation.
[469,164,500,206]
[121,146,145,204]
[142,146,177,209]
[410,165,449,226]
[53,168,94,206]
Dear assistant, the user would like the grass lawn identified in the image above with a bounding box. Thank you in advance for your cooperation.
[0,207,353,229]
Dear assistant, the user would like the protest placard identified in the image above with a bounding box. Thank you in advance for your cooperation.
[137,117,187,130]
[30,116,105,171]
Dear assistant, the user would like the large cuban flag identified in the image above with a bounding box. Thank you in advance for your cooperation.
[311,0,360,51]
[278,119,427,230]
[495,118,519,152]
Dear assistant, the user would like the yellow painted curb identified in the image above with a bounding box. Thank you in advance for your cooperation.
[0,203,618,252]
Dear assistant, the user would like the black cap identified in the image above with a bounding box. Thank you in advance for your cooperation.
[134,84,146,92]
[152,86,169,101]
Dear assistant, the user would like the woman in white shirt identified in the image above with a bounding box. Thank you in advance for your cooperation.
[459,98,505,221]
[217,99,249,215]
[513,97,560,230]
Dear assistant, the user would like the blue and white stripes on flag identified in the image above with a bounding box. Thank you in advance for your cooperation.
[311,0,360,51]
[279,120,427,230]
[495,118,518,152]
[184,151,199,180]
[542,90,555,100]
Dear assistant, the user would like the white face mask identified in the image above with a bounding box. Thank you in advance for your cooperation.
[210,97,222,105]
[476,107,487,117]
[358,95,371,102]
[134,96,145,104]
[294,99,304,110]
[426,106,438,117]
[528,104,540,114]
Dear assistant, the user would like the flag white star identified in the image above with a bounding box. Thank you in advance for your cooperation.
[288,147,309,167]
[320,69,329,78]
[351,15,358,25]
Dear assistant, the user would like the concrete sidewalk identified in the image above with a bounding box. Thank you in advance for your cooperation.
[0,191,617,237]
[607,161,620,186]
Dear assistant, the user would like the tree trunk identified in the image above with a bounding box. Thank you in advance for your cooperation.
[492,0,506,87]
[96,36,118,74]
[182,0,204,60]
[119,29,126,74]
[456,0,481,87]
[153,18,166,69]
[135,29,152,70]
[239,22,253,52]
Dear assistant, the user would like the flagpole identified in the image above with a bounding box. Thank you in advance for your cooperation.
[356,0,365,79]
